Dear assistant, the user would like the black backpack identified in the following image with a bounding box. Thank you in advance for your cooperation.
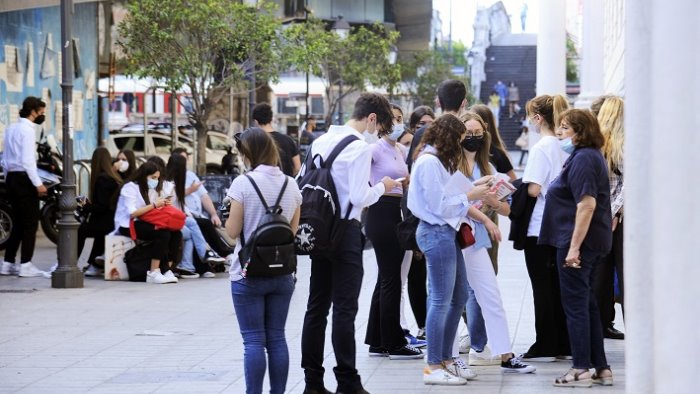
[295,135,358,255]
[124,244,153,282]
[238,175,297,277]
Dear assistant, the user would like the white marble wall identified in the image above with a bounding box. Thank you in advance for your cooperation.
[603,0,626,94]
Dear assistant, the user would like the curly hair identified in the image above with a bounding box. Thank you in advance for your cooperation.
[414,114,466,173]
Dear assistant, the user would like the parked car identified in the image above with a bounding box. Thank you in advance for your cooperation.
[105,129,242,174]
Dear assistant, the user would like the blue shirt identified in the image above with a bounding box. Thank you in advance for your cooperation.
[407,146,471,229]
[538,148,612,253]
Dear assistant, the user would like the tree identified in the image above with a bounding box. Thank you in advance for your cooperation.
[118,0,284,174]
[566,34,580,83]
[283,18,400,126]
[400,49,469,107]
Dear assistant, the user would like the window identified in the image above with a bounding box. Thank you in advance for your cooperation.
[152,136,172,155]
[276,97,298,114]
[114,136,144,153]
[284,0,305,17]
[311,97,324,115]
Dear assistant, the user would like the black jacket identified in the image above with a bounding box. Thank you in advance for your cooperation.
[508,178,537,250]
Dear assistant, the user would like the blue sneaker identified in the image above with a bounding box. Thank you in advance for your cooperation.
[405,332,427,348]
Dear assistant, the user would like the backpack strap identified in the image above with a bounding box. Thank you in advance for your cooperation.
[245,174,269,211]
[273,177,289,209]
[322,135,360,169]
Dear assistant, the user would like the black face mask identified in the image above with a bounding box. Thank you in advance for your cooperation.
[461,136,484,152]
[34,115,45,125]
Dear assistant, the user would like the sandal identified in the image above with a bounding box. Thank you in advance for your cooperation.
[592,368,614,386]
[553,368,592,388]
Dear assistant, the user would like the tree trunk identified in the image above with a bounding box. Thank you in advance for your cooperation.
[195,122,208,175]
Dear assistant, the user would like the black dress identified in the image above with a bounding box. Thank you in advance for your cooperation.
[78,175,120,267]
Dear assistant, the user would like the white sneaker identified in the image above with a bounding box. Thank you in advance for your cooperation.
[163,270,179,283]
[1,261,18,275]
[448,357,477,380]
[84,265,104,277]
[423,367,467,385]
[459,334,471,354]
[18,262,49,278]
[201,271,216,278]
[468,346,501,366]
[146,269,170,284]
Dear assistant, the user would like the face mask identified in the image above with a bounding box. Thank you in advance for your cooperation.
[461,137,484,152]
[119,160,129,173]
[388,123,405,141]
[34,115,45,125]
[560,137,575,154]
[147,178,159,190]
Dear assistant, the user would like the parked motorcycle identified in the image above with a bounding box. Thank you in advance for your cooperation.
[0,132,63,249]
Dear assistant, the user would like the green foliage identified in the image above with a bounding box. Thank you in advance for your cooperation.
[566,35,579,83]
[283,18,400,125]
[117,0,284,172]
[400,49,469,106]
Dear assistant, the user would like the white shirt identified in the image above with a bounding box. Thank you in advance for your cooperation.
[2,118,41,186]
[113,182,158,231]
[184,170,208,218]
[226,165,302,281]
[522,135,568,236]
[161,180,190,216]
[298,125,385,221]
[407,146,471,230]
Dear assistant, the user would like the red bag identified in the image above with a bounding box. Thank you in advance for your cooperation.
[129,205,186,240]
[457,222,475,249]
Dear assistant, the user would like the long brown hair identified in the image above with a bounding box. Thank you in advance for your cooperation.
[414,114,466,173]
[89,147,123,207]
[458,111,493,178]
[237,127,281,170]
[165,153,187,211]
[470,104,508,155]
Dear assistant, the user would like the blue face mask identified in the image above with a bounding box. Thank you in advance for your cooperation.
[560,137,575,154]
[147,178,159,190]
[387,123,405,141]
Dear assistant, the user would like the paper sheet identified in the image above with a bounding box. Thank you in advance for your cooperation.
[444,170,474,197]
[4,45,23,92]
[54,101,63,138]
[9,105,19,124]
[72,91,84,130]
[26,42,35,87]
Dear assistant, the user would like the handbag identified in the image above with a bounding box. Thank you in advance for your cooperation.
[129,205,186,240]
[396,213,419,251]
[457,222,475,249]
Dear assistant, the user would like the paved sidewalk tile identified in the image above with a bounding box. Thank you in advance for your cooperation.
[0,226,625,393]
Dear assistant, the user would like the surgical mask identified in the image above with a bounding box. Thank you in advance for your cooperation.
[147,178,159,190]
[388,123,405,141]
[119,160,129,173]
[560,137,575,154]
[461,136,484,152]
[34,115,45,125]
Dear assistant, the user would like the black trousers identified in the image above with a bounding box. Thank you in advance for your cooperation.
[77,215,114,267]
[3,172,40,263]
[194,217,233,257]
[592,221,624,329]
[523,237,570,356]
[118,222,182,268]
[301,222,364,393]
[364,197,406,349]
[407,251,427,329]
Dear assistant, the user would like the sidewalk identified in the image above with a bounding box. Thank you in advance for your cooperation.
[0,217,625,394]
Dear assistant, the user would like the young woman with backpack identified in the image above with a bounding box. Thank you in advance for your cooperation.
[113,162,182,284]
[225,127,302,394]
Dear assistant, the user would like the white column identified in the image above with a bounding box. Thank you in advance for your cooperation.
[626,1,700,394]
[536,0,566,95]
[574,0,604,109]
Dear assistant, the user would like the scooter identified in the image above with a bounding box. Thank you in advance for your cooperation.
[0,132,63,249]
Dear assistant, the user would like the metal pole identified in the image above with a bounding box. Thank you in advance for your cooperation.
[170,90,177,149]
[338,79,343,125]
[304,3,310,123]
[248,57,256,127]
[53,0,83,288]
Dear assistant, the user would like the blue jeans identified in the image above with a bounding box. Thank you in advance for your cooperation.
[231,275,295,394]
[465,280,487,352]
[416,221,468,365]
[556,248,609,370]
[179,216,207,272]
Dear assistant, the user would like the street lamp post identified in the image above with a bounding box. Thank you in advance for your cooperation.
[387,45,398,100]
[53,0,83,288]
[332,16,350,125]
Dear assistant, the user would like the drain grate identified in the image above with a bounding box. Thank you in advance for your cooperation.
[0,289,38,293]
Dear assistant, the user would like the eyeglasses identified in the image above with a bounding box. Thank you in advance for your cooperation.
[465,131,485,138]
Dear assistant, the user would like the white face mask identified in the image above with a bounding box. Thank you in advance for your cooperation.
[118,160,129,173]
[387,123,405,141]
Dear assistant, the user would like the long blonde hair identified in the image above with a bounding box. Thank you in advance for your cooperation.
[597,96,624,171]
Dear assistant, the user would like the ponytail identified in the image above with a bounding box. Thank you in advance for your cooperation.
[552,95,569,129]
[526,94,569,130]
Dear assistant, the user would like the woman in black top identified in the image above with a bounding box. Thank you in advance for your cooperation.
[78,147,123,276]
[470,104,516,181]
[116,149,136,180]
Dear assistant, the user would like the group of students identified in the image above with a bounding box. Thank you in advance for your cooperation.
[225,80,625,393]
